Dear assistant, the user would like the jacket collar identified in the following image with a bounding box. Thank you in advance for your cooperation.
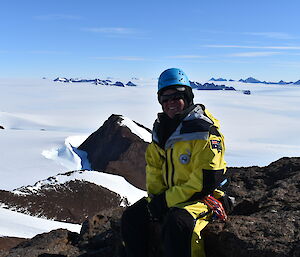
[152,104,214,149]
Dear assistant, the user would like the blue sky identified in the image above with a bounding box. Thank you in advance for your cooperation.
[1,0,300,81]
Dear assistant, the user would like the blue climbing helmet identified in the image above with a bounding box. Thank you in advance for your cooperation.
[158,68,191,92]
[157,68,194,106]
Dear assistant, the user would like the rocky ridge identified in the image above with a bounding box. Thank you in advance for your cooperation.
[0,172,123,224]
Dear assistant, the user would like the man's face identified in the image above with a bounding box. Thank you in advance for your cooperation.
[160,89,185,118]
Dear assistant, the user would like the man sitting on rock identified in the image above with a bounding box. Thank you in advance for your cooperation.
[121,68,230,257]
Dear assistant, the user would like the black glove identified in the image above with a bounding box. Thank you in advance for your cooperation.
[219,194,235,214]
[147,193,168,220]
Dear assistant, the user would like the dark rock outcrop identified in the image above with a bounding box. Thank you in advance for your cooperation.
[113,81,125,87]
[54,78,138,87]
[125,81,137,87]
[0,126,4,129]
[78,207,125,257]
[203,157,300,257]
[78,115,151,190]
[237,77,296,85]
[2,157,299,257]
[0,174,123,224]
[0,237,28,257]
[2,229,80,257]
[189,81,236,91]
[3,208,125,257]
[239,77,262,83]
[209,78,227,81]
[294,79,300,85]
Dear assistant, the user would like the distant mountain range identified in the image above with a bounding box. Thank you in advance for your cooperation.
[210,77,300,85]
[54,76,300,87]
[53,77,137,87]
[190,81,236,91]
[53,77,251,93]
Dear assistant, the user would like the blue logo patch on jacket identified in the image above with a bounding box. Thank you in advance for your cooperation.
[179,154,190,164]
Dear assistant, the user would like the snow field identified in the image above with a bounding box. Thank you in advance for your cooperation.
[0,78,300,238]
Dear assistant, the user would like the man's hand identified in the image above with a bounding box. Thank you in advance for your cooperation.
[219,194,235,214]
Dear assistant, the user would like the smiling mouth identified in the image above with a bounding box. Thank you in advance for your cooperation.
[167,107,180,113]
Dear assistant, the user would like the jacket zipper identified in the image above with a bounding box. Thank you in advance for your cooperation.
[165,150,169,187]
[170,148,175,186]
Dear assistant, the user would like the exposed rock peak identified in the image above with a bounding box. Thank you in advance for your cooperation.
[78,114,151,190]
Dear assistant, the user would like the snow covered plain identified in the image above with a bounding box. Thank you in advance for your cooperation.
[0,78,300,238]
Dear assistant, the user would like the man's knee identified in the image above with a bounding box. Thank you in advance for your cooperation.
[162,208,195,257]
[163,207,194,232]
[121,198,149,232]
[121,207,132,229]
[121,198,152,257]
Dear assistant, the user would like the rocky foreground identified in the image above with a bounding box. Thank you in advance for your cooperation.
[0,115,299,256]
[203,157,300,257]
[0,157,299,257]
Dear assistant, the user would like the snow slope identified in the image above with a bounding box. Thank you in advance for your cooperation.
[0,78,300,238]
[0,206,80,238]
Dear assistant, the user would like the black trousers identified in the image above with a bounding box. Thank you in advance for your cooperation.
[121,198,195,257]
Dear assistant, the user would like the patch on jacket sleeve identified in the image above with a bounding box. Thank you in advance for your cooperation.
[210,139,222,152]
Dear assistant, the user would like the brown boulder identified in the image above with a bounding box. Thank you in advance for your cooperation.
[0,237,28,257]
[77,207,125,257]
[4,229,80,257]
[78,114,151,190]
[3,208,125,257]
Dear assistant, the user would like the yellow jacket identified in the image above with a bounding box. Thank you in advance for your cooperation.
[146,104,226,207]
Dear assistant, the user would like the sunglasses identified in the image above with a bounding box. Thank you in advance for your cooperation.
[159,92,185,104]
